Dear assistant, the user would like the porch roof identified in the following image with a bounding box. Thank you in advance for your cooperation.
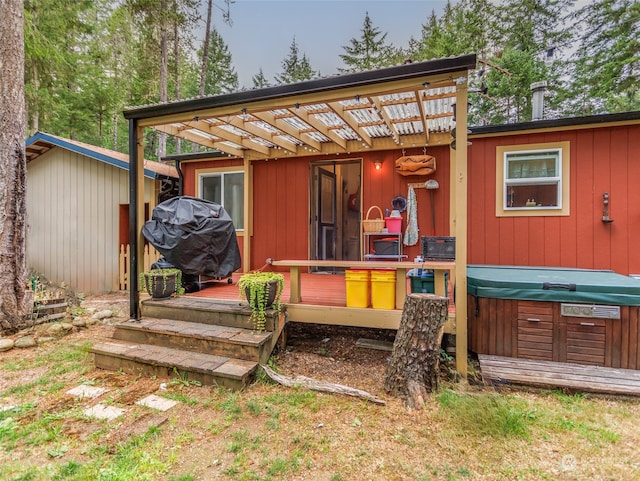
[123,54,477,161]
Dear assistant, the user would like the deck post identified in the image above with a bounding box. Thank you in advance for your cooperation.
[289,266,302,303]
[452,77,469,377]
[395,268,408,308]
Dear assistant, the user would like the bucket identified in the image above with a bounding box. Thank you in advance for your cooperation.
[371,270,396,309]
[385,216,402,233]
[345,269,370,308]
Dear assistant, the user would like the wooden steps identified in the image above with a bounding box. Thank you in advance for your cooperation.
[140,296,280,332]
[91,298,286,390]
[92,340,257,391]
[112,318,273,364]
[479,354,640,396]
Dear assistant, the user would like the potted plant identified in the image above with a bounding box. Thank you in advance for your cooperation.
[139,268,184,300]
[237,271,284,331]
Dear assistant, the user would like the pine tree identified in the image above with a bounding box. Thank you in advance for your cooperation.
[408,0,494,61]
[339,11,401,73]
[473,0,575,123]
[198,27,239,95]
[24,0,95,135]
[252,68,270,88]
[274,37,318,84]
[566,0,639,114]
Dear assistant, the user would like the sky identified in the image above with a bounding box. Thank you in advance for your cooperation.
[206,0,449,87]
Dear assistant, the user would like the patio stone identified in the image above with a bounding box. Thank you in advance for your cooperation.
[135,394,178,412]
[84,404,125,420]
[67,385,108,399]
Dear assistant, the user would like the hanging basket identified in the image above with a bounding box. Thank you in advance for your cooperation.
[362,205,385,232]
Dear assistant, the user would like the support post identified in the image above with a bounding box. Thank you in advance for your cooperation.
[452,77,469,377]
[128,120,144,320]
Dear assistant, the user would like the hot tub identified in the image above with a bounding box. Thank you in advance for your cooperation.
[467,265,640,369]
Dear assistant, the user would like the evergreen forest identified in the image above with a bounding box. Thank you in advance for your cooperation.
[24,0,639,159]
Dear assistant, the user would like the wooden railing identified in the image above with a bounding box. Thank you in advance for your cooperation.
[267,258,454,309]
[265,258,456,332]
[118,244,161,291]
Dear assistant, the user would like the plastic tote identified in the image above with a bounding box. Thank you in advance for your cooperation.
[345,270,370,308]
[409,272,449,296]
[371,270,396,309]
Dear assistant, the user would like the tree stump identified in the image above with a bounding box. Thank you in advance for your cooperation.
[384,293,449,409]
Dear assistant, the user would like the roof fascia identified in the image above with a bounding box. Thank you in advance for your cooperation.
[26,132,160,180]
[470,110,640,137]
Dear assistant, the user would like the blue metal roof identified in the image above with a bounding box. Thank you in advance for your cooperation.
[25,132,176,180]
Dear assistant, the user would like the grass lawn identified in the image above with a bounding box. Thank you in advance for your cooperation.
[1,320,639,481]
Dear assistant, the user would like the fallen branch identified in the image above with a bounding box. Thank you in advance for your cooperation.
[260,364,386,405]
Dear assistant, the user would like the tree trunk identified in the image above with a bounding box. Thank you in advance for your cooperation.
[173,9,181,154]
[384,293,448,409]
[158,0,168,159]
[0,0,28,334]
[193,0,213,154]
[199,0,213,97]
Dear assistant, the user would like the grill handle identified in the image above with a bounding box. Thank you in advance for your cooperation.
[542,282,576,291]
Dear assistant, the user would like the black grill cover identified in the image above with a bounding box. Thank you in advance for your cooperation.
[142,196,241,278]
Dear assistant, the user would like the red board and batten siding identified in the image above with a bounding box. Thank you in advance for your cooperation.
[183,148,452,271]
[179,122,639,275]
[251,148,453,271]
[468,123,640,276]
[181,158,246,260]
[251,157,310,268]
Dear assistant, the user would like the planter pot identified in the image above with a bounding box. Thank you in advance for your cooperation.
[142,271,177,300]
[244,279,278,309]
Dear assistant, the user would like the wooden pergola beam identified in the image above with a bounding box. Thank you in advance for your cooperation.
[293,107,348,151]
[154,124,244,157]
[370,95,400,145]
[251,111,323,152]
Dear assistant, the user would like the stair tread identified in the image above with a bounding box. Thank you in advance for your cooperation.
[118,318,271,347]
[144,297,247,312]
[91,340,257,380]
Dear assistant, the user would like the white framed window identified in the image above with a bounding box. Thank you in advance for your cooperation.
[198,170,244,230]
[496,142,570,217]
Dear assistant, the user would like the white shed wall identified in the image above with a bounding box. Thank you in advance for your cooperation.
[26,148,156,294]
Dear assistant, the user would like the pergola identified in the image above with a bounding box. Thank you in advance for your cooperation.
[124,53,476,374]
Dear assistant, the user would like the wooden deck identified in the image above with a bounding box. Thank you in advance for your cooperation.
[192,272,347,305]
[189,271,456,332]
[479,354,640,396]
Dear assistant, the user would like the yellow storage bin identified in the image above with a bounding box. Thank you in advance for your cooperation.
[345,269,370,308]
[371,270,396,309]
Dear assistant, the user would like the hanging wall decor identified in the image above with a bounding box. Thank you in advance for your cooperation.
[394,155,436,176]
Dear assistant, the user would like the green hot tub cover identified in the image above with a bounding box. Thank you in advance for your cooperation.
[467,265,640,306]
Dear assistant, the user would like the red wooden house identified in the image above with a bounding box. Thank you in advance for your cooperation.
[468,112,640,276]
[123,54,640,379]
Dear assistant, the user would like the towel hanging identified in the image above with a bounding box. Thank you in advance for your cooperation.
[403,185,419,246]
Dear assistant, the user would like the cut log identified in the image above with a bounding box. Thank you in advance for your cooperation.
[261,365,386,405]
[384,293,448,409]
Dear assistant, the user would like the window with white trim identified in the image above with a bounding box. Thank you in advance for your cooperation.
[496,142,570,217]
[504,148,561,209]
[199,171,244,229]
